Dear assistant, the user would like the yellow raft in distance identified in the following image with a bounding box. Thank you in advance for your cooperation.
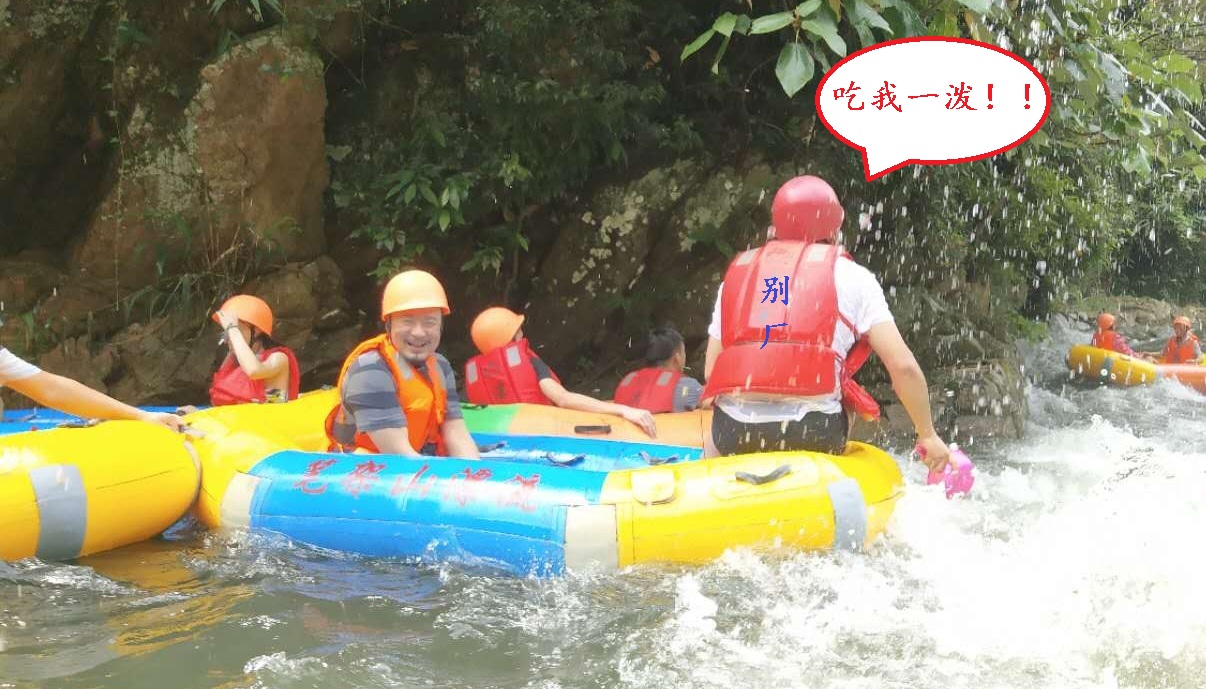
[0,421,200,562]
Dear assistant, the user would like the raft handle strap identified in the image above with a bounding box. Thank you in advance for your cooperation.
[639,451,679,466]
[56,418,103,429]
[545,453,586,466]
[735,464,792,486]
[574,424,612,435]
[477,441,508,453]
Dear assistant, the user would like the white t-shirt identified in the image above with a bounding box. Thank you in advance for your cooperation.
[707,256,894,419]
[0,347,41,387]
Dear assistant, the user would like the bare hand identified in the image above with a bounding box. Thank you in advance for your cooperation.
[139,410,188,432]
[215,309,240,330]
[621,406,658,438]
[916,434,951,473]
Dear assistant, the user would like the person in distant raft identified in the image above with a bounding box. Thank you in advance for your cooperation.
[702,174,951,473]
[613,327,706,413]
[463,307,658,438]
[1090,313,1151,360]
[0,346,185,431]
[1159,315,1202,364]
[325,270,479,458]
[208,295,300,406]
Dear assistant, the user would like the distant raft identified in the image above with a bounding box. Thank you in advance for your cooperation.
[1066,344,1206,393]
[0,421,200,562]
[196,428,904,576]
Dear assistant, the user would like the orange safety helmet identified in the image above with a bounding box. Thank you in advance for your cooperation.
[213,294,274,336]
[1097,313,1116,330]
[381,270,450,320]
[770,175,845,244]
[1173,315,1192,328]
[471,307,525,355]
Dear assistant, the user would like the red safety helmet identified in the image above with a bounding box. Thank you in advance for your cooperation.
[770,175,845,244]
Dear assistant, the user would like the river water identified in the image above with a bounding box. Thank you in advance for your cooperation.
[3,321,1204,689]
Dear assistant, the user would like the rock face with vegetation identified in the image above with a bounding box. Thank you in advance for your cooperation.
[0,0,1202,449]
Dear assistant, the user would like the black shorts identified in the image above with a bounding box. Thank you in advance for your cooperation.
[711,404,848,456]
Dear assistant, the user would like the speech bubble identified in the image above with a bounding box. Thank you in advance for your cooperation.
[815,37,1051,182]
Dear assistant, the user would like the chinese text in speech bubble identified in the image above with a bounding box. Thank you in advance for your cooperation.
[815,37,1051,182]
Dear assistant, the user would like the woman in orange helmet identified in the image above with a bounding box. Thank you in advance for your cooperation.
[1159,315,1202,364]
[207,294,300,406]
[464,306,658,438]
[1090,313,1152,360]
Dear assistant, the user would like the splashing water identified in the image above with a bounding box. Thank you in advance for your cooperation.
[2,336,1205,688]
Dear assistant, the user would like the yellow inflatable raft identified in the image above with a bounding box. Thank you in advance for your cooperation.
[0,422,200,561]
[186,392,904,574]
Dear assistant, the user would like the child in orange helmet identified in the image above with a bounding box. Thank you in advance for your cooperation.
[207,294,300,406]
[463,307,657,438]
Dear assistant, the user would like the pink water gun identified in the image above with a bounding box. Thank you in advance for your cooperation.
[915,443,975,499]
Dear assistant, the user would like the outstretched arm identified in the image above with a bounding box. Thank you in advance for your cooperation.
[865,321,950,472]
[8,372,185,431]
[538,378,657,437]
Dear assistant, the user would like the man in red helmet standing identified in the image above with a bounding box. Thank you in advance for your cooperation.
[702,175,951,474]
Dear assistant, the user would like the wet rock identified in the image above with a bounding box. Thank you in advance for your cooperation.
[70,30,328,296]
[0,256,64,313]
[35,335,116,394]
[104,304,217,405]
[524,160,703,366]
[192,33,329,263]
[0,0,106,250]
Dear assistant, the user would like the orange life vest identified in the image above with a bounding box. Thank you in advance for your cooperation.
[1163,333,1200,364]
[463,338,560,405]
[208,346,300,406]
[324,335,447,454]
[701,241,880,420]
[1092,329,1130,355]
[614,367,682,413]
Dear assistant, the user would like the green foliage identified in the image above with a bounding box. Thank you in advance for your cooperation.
[127,210,288,323]
[330,0,695,283]
[688,0,1204,317]
[682,0,918,96]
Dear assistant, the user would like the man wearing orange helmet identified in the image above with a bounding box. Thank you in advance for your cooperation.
[1159,315,1202,364]
[325,270,479,458]
[1090,313,1148,359]
[464,307,658,437]
[0,346,186,431]
[208,294,300,406]
[702,175,951,474]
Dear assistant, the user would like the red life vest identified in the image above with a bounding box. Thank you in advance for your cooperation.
[324,335,447,454]
[701,241,881,420]
[1091,329,1131,355]
[614,367,682,413]
[208,346,300,406]
[464,338,561,405]
[1163,333,1200,364]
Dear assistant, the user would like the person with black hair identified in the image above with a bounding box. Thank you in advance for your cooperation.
[207,294,300,406]
[613,327,705,413]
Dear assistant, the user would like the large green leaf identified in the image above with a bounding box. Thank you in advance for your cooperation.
[802,15,846,56]
[775,42,816,97]
[750,11,795,35]
[711,35,732,75]
[713,12,739,37]
[796,0,823,19]
[681,29,715,61]
[852,0,892,33]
